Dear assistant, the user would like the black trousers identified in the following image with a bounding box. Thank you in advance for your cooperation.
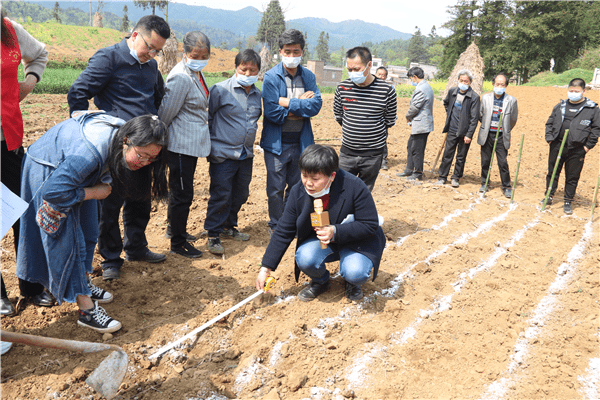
[546,142,587,202]
[480,131,511,188]
[98,169,151,270]
[404,133,430,177]
[438,132,471,180]
[167,151,198,247]
[339,152,383,192]
[1,141,44,297]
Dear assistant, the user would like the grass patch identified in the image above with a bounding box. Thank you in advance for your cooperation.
[523,68,594,87]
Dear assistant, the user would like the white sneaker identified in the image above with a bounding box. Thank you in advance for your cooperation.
[88,280,113,303]
[1,341,12,355]
[77,302,122,333]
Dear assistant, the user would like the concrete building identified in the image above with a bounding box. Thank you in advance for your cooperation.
[306,60,343,88]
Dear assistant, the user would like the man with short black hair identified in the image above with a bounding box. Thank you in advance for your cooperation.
[375,67,388,81]
[334,46,397,191]
[397,66,434,181]
[544,78,599,214]
[437,69,480,188]
[68,15,171,280]
[205,49,262,254]
[260,29,322,235]
[477,72,519,197]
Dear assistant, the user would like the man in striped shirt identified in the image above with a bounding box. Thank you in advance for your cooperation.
[333,47,397,191]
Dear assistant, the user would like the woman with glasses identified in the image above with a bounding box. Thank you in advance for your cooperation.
[16,112,168,333]
[158,31,211,258]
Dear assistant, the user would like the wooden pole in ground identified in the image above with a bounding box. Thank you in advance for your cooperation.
[482,112,504,198]
[542,129,569,211]
[510,133,525,204]
[590,162,600,220]
[430,132,448,177]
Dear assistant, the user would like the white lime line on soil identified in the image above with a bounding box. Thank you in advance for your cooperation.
[380,202,517,298]
[345,204,523,390]
[395,198,481,247]
[392,216,539,345]
[578,349,600,400]
[480,220,594,400]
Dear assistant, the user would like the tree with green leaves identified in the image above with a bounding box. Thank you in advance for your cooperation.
[301,32,311,64]
[407,26,427,65]
[476,0,512,78]
[316,31,331,63]
[133,0,168,16]
[52,2,61,23]
[439,0,478,77]
[121,5,129,32]
[256,0,286,53]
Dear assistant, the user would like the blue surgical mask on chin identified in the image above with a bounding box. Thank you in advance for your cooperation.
[236,73,258,87]
[129,47,147,64]
[458,83,469,91]
[567,91,583,102]
[186,58,208,72]
[305,177,333,198]
[493,87,505,96]
[411,80,418,87]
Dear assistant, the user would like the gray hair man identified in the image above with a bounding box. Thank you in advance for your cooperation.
[436,69,481,188]
[477,72,519,197]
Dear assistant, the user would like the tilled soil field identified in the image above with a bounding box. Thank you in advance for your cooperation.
[1,85,599,400]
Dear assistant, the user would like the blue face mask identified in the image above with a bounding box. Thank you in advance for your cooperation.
[129,47,147,64]
[567,91,583,102]
[411,80,418,87]
[236,73,258,87]
[458,83,469,92]
[186,58,208,72]
[493,87,505,96]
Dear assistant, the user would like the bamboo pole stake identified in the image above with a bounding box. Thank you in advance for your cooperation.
[482,112,505,198]
[542,129,569,211]
[430,132,448,176]
[510,133,525,204]
[590,161,600,220]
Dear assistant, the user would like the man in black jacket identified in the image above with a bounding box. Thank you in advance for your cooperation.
[544,78,599,215]
[437,69,481,188]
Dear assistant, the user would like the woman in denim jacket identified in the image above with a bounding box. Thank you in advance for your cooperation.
[16,112,168,333]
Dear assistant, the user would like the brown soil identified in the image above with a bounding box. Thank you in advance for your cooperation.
[1,86,599,400]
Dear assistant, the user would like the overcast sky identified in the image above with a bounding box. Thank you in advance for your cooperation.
[176,0,456,36]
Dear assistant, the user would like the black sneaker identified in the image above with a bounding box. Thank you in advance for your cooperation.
[406,173,422,181]
[298,280,330,302]
[170,242,203,258]
[503,188,512,199]
[541,196,553,206]
[396,170,412,177]
[564,202,573,215]
[479,184,486,193]
[126,250,166,263]
[88,280,113,303]
[78,302,122,333]
[345,282,364,301]
[208,237,224,255]
[220,228,250,241]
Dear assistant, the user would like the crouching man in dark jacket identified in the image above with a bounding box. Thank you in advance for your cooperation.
[544,78,599,215]
[256,144,385,302]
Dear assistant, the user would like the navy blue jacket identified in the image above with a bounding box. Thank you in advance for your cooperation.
[67,39,164,121]
[261,169,386,282]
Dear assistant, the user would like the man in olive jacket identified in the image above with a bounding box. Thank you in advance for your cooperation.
[437,69,481,188]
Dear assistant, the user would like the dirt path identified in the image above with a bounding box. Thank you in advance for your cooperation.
[1,86,599,400]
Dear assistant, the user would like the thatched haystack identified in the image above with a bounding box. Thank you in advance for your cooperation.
[442,42,484,98]
[258,45,271,80]
[92,12,103,28]
[158,30,178,76]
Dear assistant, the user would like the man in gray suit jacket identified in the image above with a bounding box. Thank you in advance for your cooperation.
[397,67,434,181]
[477,72,518,197]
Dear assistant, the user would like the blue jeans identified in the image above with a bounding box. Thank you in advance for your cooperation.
[295,237,373,286]
[204,158,253,237]
[264,143,301,229]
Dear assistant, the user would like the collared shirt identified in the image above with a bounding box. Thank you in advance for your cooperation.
[68,39,164,121]
[208,76,262,163]
[281,68,306,140]
[489,93,505,133]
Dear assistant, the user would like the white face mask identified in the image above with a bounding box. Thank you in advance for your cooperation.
[305,176,333,198]
[282,56,302,69]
